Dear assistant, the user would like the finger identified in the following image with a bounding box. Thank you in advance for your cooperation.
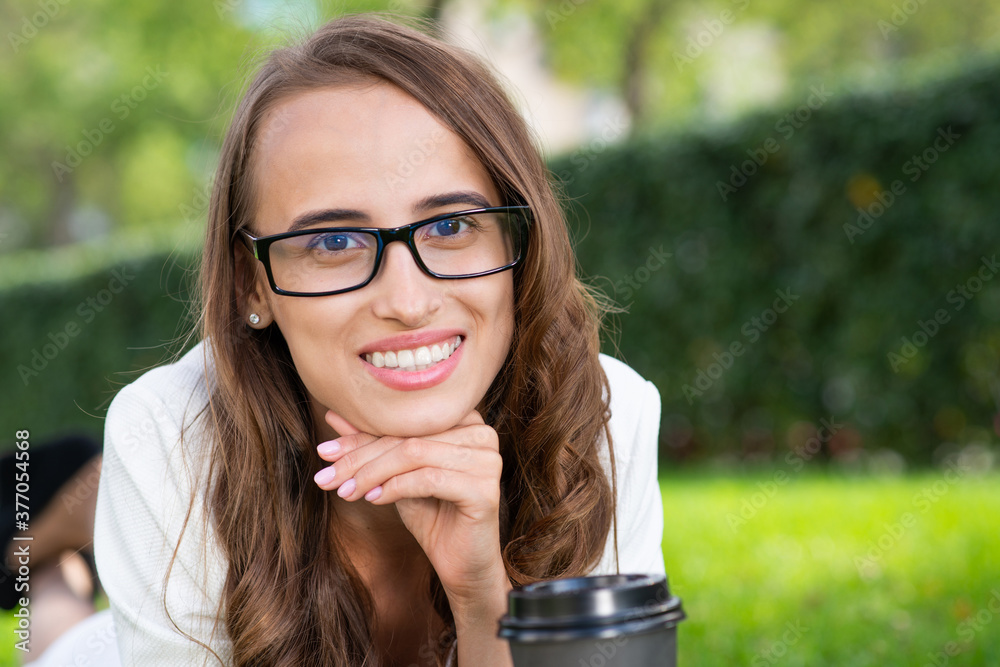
[317,411,376,462]
[423,422,499,452]
[319,424,498,492]
[317,429,380,462]
[341,440,502,501]
[370,467,501,512]
[316,410,377,487]
[316,434,403,491]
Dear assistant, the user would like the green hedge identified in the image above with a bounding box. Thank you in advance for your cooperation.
[554,58,1000,464]
[2,249,197,447]
[4,58,999,462]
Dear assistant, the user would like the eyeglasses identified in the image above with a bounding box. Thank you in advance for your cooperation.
[238,206,532,296]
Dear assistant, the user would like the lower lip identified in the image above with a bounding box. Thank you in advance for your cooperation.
[362,338,464,391]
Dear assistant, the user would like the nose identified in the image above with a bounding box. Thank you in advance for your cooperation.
[368,240,443,327]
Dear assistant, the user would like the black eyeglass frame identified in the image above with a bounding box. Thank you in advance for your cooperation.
[238,205,532,297]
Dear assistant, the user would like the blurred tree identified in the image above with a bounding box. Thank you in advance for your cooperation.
[512,0,1000,132]
[2,0,999,250]
[0,0,257,248]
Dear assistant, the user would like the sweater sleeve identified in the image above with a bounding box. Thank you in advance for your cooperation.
[94,373,232,666]
[591,358,666,577]
[611,378,666,576]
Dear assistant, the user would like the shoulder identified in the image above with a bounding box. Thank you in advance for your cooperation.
[599,353,661,463]
[107,340,213,432]
[104,339,215,476]
[599,353,657,402]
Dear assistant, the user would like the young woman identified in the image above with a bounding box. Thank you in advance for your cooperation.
[22,13,665,667]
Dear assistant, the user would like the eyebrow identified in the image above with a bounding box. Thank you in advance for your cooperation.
[285,190,494,233]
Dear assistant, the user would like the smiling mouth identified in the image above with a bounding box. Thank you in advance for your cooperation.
[363,335,463,372]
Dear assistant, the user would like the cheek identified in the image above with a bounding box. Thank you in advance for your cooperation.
[269,299,356,371]
[472,276,516,357]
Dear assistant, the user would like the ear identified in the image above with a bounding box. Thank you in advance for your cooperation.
[234,241,275,329]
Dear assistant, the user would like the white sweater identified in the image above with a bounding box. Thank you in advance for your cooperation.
[30,340,665,666]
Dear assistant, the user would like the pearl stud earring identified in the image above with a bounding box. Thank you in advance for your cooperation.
[248,313,260,325]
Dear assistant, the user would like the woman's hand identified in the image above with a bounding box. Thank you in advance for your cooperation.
[315,409,509,607]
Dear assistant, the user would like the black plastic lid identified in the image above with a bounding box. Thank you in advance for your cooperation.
[498,574,686,642]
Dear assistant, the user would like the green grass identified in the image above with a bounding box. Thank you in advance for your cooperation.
[663,468,1000,666]
[2,469,998,665]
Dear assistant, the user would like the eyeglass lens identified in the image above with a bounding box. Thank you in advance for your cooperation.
[267,210,521,294]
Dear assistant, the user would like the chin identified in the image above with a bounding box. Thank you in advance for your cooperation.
[356,407,472,439]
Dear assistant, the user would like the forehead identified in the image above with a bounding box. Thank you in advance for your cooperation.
[251,82,498,233]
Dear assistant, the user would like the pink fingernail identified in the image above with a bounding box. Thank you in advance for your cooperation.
[365,486,382,502]
[337,478,356,498]
[314,466,336,486]
[318,440,341,456]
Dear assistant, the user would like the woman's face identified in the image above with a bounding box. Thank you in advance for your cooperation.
[244,82,515,439]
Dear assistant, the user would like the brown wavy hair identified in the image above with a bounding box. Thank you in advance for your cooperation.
[183,13,618,666]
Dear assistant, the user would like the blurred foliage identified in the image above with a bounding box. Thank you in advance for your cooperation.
[0,246,196,445]
[0,0,259,248]
[555,56,1000,464]
[2,0,1000,251]
[3,58,999,462]
[516,0,1000,128]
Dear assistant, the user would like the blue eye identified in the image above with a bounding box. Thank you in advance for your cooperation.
[429,218,469,237]
[306,232,366,252]
[323,234,350,251]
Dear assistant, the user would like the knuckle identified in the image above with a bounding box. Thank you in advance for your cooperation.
[454,445,474,464]
[483,449,503,476]
[339,450,359,472]
[402,437,426,459]
[477,426,497,447]
[426,467,446,488]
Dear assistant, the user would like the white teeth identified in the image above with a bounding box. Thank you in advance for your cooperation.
[397,349,415,368]
[366,336,463,371]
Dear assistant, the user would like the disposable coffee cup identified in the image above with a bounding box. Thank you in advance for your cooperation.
[498,573,686,666]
